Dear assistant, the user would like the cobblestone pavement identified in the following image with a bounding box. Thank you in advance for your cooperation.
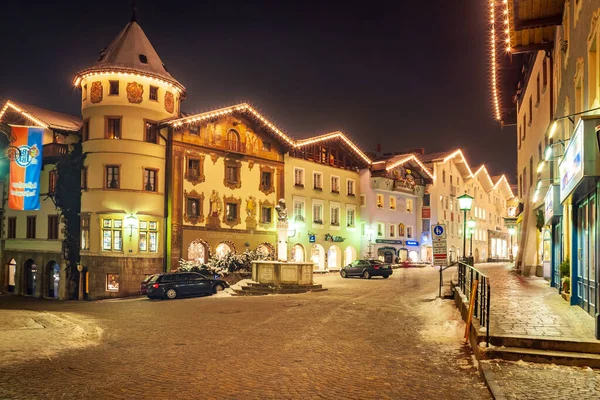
[481,360,600,400]
[0,267,490,400]
[475,263,596,340]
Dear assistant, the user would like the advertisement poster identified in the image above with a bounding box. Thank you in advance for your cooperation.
[8,126,43,210]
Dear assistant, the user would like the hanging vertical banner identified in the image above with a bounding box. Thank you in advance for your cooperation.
[9,126,43,210]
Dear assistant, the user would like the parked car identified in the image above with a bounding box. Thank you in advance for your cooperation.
[340,260,393,279]
[146,272,229,300]
[140,274,159,295]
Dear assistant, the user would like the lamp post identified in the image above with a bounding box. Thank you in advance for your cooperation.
[366,227,374,259]
[458,193,474,261]
[77,263,83,301]
[508,227,515,261]
[467,218,476,257]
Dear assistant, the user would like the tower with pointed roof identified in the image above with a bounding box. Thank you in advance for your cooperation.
[71,17,185,296]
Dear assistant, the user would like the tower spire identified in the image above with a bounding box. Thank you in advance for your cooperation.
[131,0,138,22]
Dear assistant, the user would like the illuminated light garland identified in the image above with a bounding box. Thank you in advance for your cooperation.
[442,149,475,177]
[489,0,502,121]
[491,175,515,198]
[295,131,372,165]
[384,155,434,180]
[73,68,186,95]
[473,165,495,188]
[0,100,49,128]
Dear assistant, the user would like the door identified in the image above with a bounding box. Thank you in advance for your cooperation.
[383,252,394,264]
[576,195,597,316]
[552,221,562,291]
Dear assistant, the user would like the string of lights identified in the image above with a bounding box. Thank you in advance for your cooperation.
[73,68,186,95]
[0,101,49,129]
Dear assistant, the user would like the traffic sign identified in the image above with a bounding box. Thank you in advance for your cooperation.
[432,224,446,240]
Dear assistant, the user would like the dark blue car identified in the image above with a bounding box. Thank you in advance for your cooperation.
[146,272,229,300]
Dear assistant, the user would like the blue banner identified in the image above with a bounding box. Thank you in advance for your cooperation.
[9,126,43,210]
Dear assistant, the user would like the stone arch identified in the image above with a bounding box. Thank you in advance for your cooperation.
[216,241,236,258]
[23,259,37,296]
[327,245,342,270]
[45,261,60,299]
[398,248,409,263]
[292,243,305,262]
[377,246,396,263]
[188,239,211,265]
[7,259,16,293]
[257,242,275,259]
[311,244,325,270]
[344,246,357,266]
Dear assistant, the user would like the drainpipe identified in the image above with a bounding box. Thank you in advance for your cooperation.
[163,126,173,273]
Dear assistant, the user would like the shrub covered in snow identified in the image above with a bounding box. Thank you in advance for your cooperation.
[178,249,267,276]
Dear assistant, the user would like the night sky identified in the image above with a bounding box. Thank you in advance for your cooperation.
[0,0,517,180]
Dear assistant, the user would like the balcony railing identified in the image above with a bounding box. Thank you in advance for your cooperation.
[224,140,246,154]
[42,143,68,165]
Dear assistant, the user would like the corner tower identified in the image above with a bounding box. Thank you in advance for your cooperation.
[72,18,185,298]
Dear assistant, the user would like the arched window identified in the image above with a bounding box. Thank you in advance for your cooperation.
[226,130,241,152]
[398,223,405,237]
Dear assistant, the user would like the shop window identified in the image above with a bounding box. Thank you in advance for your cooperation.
[105,165,120,189]
[145,121,158,143]
[26,216,36,239]
[139,221,158,252]
[106,274,119,292]
[7,217,16,239]
[102,219,123,251]
[109,80,119,95]
[149,85,158,101]
[81,215,90,250]
[105,116,122,139]
[48,215,59,240]
[144,168,157,192]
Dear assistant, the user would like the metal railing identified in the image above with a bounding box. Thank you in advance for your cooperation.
[457,260,491,346]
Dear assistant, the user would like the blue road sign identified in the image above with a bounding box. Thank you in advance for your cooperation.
[433,225,444,236]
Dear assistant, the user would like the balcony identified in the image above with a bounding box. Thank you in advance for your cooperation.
[372,177,416,194]
[43,143,68,165]
[224,140,246,155]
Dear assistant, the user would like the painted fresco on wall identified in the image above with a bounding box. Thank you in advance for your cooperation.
[90,81,103,103]
[126,82,144,104]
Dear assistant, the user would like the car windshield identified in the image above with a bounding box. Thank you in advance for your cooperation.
[149,275,160,283]
[368,260,383,265]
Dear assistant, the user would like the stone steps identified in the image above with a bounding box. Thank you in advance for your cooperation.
[481,345,600,368]
[232,283,327,296]
[487,334,600,354]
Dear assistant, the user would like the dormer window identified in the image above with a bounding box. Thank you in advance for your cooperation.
[109,80,119,96]
[139,54,148,64]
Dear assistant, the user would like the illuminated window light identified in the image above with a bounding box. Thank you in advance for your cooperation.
[544,146,553,161]
[536,161,545,173]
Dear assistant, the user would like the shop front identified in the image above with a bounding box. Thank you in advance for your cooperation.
[544,184,563,290]
[558,118,600,319]
[375,239,404,263]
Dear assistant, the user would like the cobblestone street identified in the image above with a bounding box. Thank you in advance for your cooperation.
[0,268,490,400]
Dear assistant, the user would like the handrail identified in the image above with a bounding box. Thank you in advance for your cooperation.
[457,261,491,347]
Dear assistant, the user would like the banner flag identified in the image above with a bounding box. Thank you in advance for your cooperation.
[8,126,43,210]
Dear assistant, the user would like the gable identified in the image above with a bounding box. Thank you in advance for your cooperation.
[294,132,371,168]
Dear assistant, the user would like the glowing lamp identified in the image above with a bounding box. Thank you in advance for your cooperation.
[467,218,476,229]
[536,180,542,191]
[544,146,553,161]
[549,121,557,139]
[126,214,138,237]
[508,227,515,235]
[458,193,474,211]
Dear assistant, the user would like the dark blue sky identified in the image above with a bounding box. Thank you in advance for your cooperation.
[0,0,517,180]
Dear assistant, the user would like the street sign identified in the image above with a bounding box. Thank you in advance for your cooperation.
[432,224,446,240]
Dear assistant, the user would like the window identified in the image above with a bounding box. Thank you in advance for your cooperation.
[294,200,305,221]
[313,172,323,190]
[360,194,366,207]
[48,170,58,194]
[145,121,158,143]
[536,74,540,106]
[48,215,59,240]
[26,216,36,239]
[529,156,533,189]
[442,170,446,184]
[538,142,542,163]
[139,54,148,64]
[347,208,355,227]
[543,57,548,89]
[225,164,240,185]
[528,96,533,124]
[398,223,405,237]
[347,179,355,196]
[261,207,272,224]
[83,119,90,141]
[188,159,200,178]
[139,221,158,252]
[423,194,430,207]
[407,226,413,239]
[83,84,87,101]
[81,215,90,250]
[377,194,384,208]
[81,167,88,190]
[294,168,304,187]
[187,198,200,217]
[422,219,430,233]
[7,217,16,239]
[109,80,119,95]
[389,224,396,238]
[522,114,526,140]
[450,175,453,185]
[377,222,384,237]
[389,196,396,210]
[330,205,340,226]
[106,274,119,292]
[262,141,272,152]
[105,165,120,189]
[189,125,199,135]
[144,168,157,192]
[106,117,122,139]
[331,176,340,193]
[313,203,323,224]
[260,171,273,192]
[406,199,413,213]
[102,219,123,251]
[149,85,158,101]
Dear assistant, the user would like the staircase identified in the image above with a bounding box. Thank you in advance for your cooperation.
[232,282,327,296]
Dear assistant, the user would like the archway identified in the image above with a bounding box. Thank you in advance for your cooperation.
[377,247,397,264]
[344,246,357,266]
[46,261,60,298]
[398,248,409,263]
[328,245,342,270]
[449,245,457,263]
[188,239,211,265]
[292,244,305,262]
[7,259,16,292]
[408,250,418,262]
[311,244,325,270]
[23,259,37,296]
[257,242,275,259]
[215,242,234,259]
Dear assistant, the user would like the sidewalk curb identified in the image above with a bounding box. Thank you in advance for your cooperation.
[479,361,508,400]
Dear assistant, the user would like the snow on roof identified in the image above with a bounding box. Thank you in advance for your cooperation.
[0,100,82,132]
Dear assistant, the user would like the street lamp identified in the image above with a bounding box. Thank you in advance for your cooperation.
[125,214,138,237]
[467,218,476,257]
[366,227,374,259]
[458,193,474,261]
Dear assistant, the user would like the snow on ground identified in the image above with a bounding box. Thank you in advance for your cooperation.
[416,296,466,351]
[210,279,256,298]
